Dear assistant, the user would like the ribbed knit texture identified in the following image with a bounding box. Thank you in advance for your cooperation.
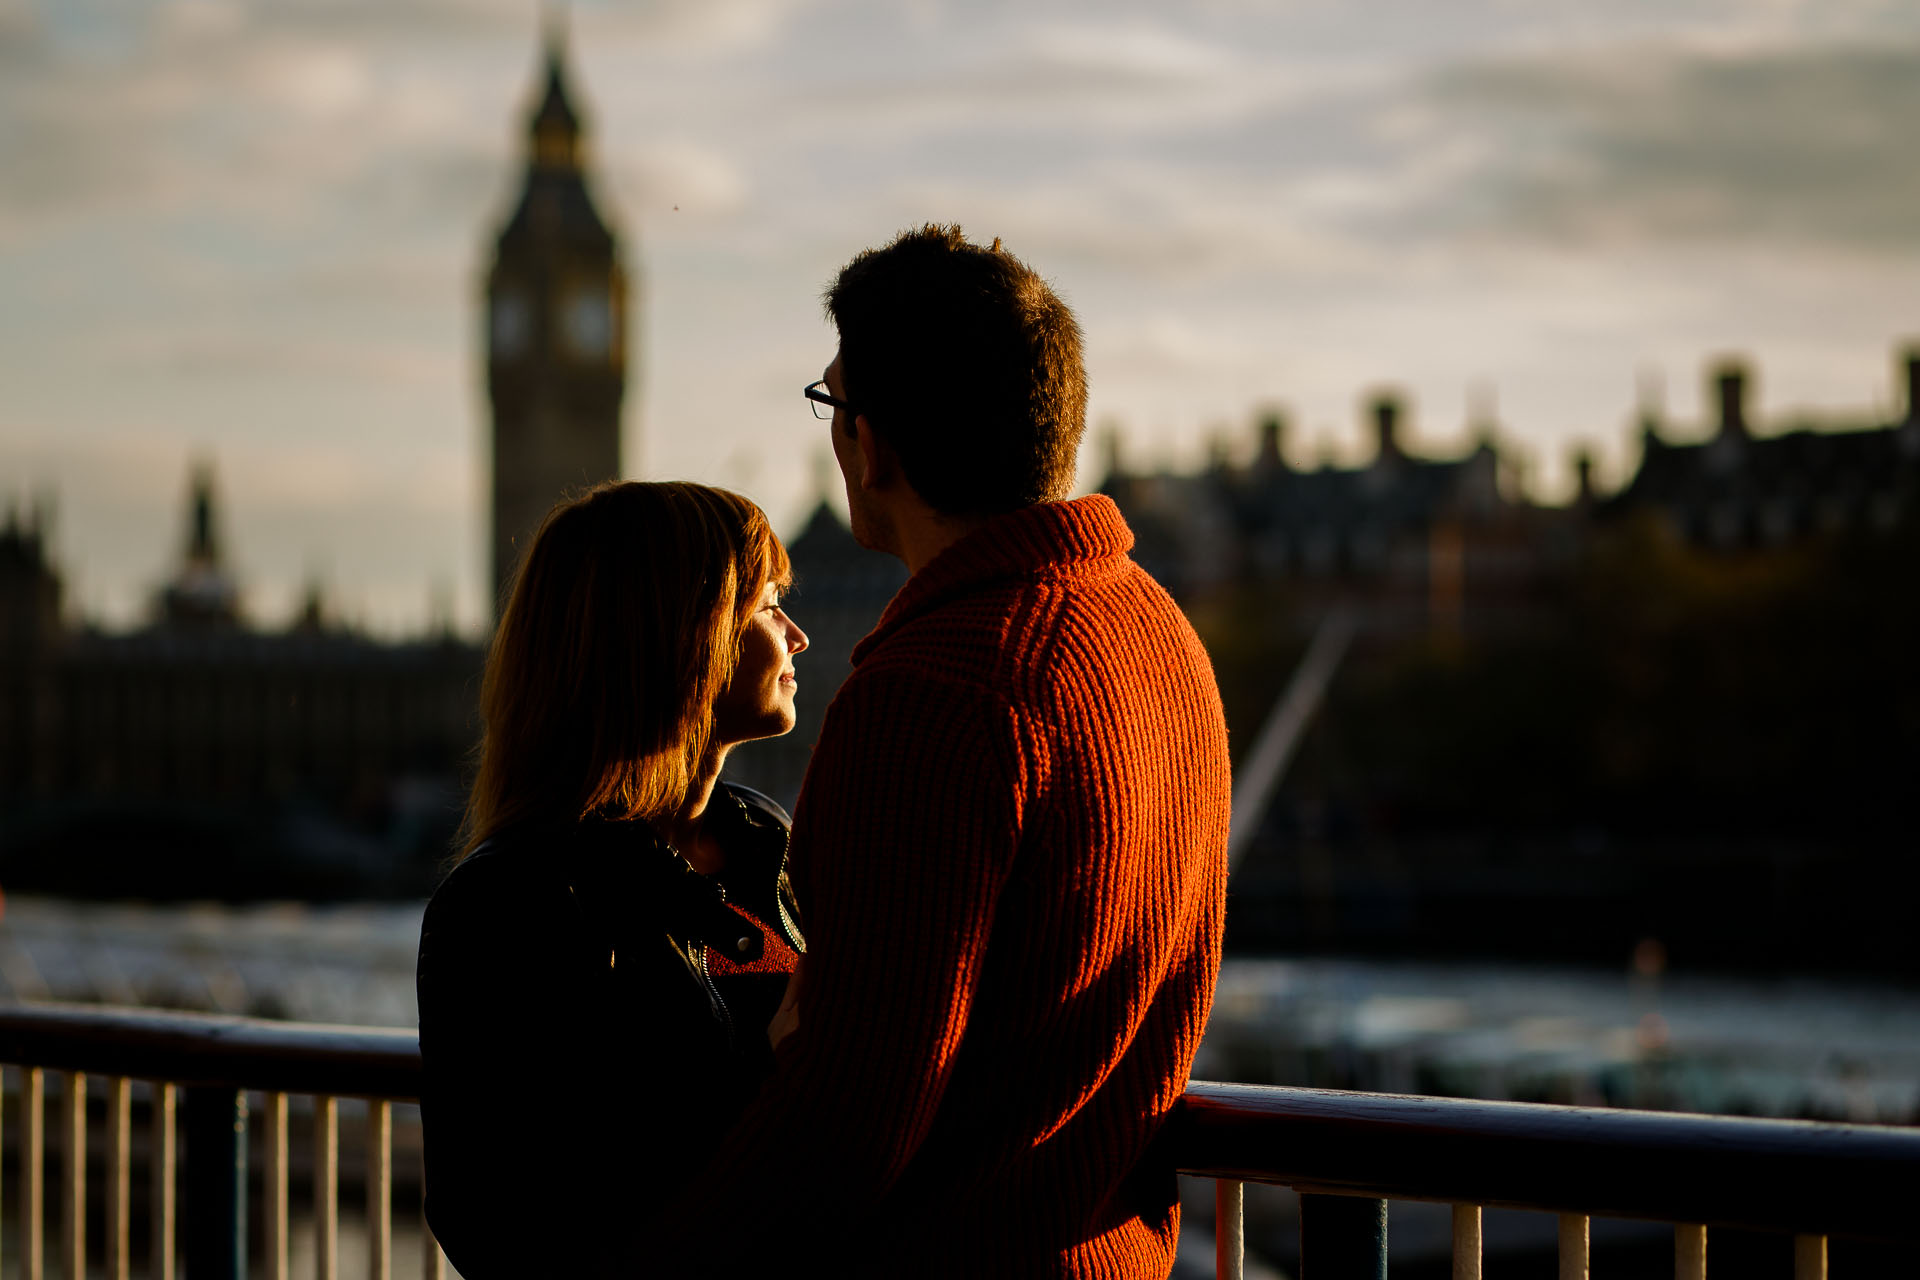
[662,495,1230,1279]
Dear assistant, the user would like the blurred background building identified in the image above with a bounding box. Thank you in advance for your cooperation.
[485,33,629,616]
[0,30,637,901]
[1135,347,1920,978]
[1616,355,1920,550]
[0,462,480,902]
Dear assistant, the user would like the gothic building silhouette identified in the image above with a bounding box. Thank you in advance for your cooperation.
[0,28,647,894]
[485,30,629,614]
[0,27,652,894]
[1612,353,1920,549]
[0,462,481,899]
[156,462,241,628]
[1095,345,1919,647]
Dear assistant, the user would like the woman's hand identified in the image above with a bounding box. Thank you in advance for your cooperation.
[768,956,803,1051]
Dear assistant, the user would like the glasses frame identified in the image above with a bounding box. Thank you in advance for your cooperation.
[804,380,856,420]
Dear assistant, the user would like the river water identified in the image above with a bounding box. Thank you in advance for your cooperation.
[3,894,1916,1126]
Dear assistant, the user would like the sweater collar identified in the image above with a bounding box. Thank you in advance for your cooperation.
[852,495,1134,665]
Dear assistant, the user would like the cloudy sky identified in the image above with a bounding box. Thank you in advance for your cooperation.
[4,0,1919,633]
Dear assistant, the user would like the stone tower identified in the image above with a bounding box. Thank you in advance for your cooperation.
[485,26,629,616]
[157,461,241,628]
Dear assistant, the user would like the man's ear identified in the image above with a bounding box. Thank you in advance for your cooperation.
[853,415,897,493]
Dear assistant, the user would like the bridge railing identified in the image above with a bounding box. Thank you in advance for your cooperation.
[2,1003,1917,1280]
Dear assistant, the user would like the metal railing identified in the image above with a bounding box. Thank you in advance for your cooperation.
[0,1003,432,1280]
[3,1004,1918,1279]
[1171,1080,1920,1280]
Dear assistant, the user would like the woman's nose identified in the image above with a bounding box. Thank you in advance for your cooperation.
[786,618,809,654]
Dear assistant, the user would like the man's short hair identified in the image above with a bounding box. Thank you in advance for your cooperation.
[826,224,1087,517]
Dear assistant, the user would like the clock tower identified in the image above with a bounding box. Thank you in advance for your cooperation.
[485,27,629,616]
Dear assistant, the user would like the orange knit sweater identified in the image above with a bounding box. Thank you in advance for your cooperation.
[663,496,1230,1278]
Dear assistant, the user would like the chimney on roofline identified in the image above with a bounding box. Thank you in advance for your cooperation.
[1713,359,1750,439]
[1255,411,1286,471]
[1370,392,1404,463]
[1903,346,1919,426]
[1574,448,1596,504]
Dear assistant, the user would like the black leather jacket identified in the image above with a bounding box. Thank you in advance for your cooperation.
[416,784,802,1279]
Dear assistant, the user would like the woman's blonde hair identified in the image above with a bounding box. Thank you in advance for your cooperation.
[459,480,791,856]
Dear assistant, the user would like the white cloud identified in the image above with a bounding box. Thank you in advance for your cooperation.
[249,41,375,119]
[966,180,1354,281]
[1419,40,1920,252]
[584,0,807,55]
[106,328,459,387]
[607,138,750,219]
[1021,19,1239,80]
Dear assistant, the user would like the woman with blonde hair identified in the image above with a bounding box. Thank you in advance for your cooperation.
[416,480,808,1278]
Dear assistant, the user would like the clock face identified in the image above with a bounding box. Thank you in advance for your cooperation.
[564,287,613,360]
[491,293,530,359]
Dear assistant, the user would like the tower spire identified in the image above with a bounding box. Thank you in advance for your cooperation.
[185,459,223,568]
[530,7,583,172]
[158,458,240,627]
[485,10,628,619]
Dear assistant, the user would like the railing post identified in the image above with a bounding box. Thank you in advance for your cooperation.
[1300,1194,1387,1280]
[152,1082,176,1280]
[368,1099,392,1280]
[107,1076,132,1280]
[1676,1223,1706,1280]
[1451,1204,1482,1280]
[182,1086,247,1280]
[63,1071,86,1280]
[1794,1234,1827,1280]
[315,1096,339,1280]
[262,1092,289,1280]
[1558,1213,1589,1280]
[1215,1179,1244,1280]
[23,1066,45,1280]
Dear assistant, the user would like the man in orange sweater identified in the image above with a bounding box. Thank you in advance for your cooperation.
[664,226,1230,1278]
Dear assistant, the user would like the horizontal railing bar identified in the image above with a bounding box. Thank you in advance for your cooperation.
[4,1007,1916,1245]
[1167,1081,1920,1243]
[0,1005,421,1099]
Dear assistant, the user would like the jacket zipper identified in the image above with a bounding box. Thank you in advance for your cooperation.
[697,881,734,1044]
[696,942,733,1043]
[771,824,805,953]
[775,891,803,954]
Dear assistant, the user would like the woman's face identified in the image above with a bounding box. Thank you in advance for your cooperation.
[711,578,808,748]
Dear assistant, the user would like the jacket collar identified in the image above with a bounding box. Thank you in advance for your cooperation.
[476,782,781,893]
[565,805,762,956]
[852,495,1134,666]
[566,813,704,900]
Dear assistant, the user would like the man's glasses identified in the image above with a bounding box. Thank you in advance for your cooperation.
[804,380,855,420]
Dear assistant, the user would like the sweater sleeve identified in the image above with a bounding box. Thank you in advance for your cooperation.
[657,665,1030,1271]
